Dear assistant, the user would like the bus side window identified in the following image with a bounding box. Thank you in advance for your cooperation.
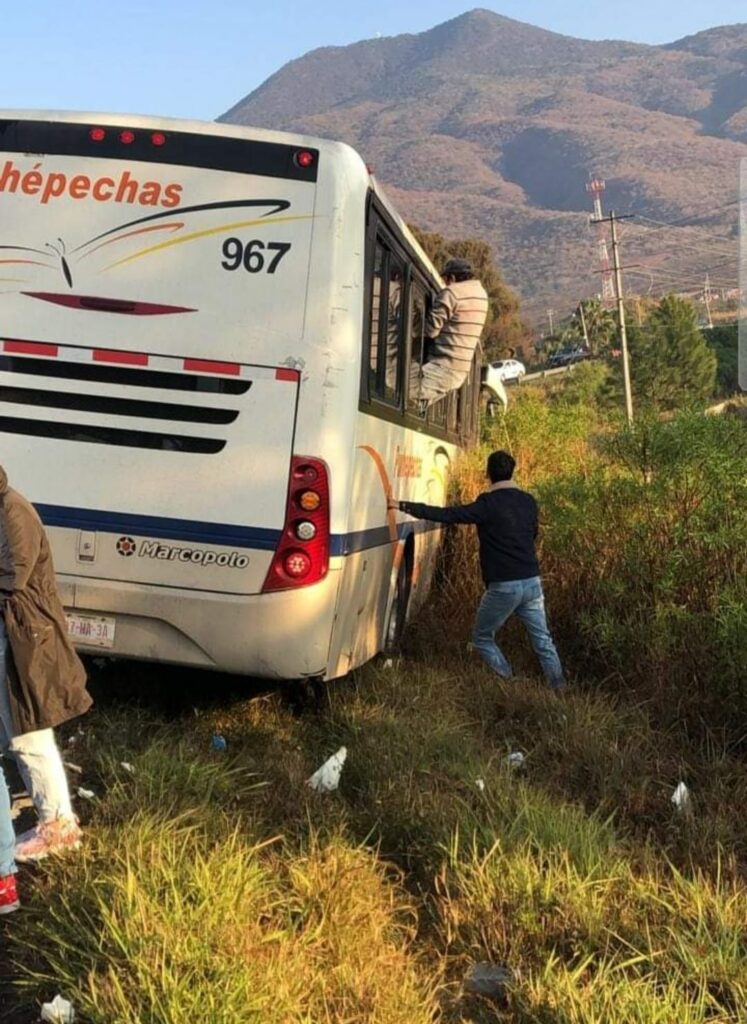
[430,393,449,429]
[368,243,385,394]
[382,255,404,405]
[367,238,404,407]
[456,356,480,441]
[407,283,426,414]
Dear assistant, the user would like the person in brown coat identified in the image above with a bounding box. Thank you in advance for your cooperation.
[0,465,92,862]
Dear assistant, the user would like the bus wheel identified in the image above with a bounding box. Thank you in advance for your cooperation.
[384,557,411,655]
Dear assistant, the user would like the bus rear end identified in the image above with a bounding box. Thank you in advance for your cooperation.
[0,112,338,677]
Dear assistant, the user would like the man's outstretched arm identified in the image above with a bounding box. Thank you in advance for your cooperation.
[389,496,486,525]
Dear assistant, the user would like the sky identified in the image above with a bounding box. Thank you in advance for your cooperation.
[3,1,745,123]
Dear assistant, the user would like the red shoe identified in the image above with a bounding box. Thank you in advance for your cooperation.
[0,874,20,915]
[15,817,82,864]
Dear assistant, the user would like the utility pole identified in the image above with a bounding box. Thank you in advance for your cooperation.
[578,301,590,348]
[610,212,634,423]
[704,274,713,329]
[592,210,635,423]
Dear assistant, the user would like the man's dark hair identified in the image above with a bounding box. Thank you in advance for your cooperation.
[486,450,516,483]
[443,257,474,283]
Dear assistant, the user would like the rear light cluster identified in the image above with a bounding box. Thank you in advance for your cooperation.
[89,127,167,147]
[262,456,330,592]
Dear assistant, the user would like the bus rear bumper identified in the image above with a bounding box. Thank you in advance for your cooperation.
[58,573,341,680]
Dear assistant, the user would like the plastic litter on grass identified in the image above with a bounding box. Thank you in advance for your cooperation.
[307,747,347,793]
[671,781,692,815]
[40,994,75,1024]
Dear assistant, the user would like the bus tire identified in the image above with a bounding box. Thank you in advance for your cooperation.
[384,550,412,655]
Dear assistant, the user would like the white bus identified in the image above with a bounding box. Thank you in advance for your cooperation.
[0,111,480,681]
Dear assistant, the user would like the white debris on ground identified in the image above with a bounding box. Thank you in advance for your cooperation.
[120,762,135,774]
[63,762,83,774]
[76,787,95,801]
[671,781,692,814]
[475,778,486,792]
[307,747,347,793]
[382,659,394,669]
[40,994,76,1024]
[507,752,526,768]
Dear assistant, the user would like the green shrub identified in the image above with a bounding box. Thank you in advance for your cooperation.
[537,412,747,730]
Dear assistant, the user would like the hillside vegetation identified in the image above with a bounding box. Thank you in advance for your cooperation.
[2,384,745,1024]
[220,9,747,313]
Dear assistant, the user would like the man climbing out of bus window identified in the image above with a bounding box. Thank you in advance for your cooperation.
[388,450,565,689]
[0,466,92,863]
[414,258,491,407]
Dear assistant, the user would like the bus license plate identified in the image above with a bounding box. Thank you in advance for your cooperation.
[66,614,116,649]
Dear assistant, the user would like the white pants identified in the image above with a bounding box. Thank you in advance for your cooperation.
[0,619,73,823]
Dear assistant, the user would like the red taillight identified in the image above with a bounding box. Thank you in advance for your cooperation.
[294,149,315,169]
[284,550,312,578]
[262,456,330,593]
[89,127,106,142]
[120,130,135,144]
[151,132,166,147]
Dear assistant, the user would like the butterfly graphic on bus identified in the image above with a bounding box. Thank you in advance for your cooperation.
[0,198,305,315]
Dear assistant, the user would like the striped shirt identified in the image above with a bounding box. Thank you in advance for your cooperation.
[426,279,489,376]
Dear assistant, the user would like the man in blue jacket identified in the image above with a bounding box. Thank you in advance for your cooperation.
[389,450,565,689]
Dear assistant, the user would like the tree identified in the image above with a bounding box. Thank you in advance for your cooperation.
[705,324,739,395]
[620,295,717,411]
[573,298,617,356]
[409,227,529,362]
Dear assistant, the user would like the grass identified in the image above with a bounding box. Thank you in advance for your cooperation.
[2,390,746,1022]
[2,656,746,1023]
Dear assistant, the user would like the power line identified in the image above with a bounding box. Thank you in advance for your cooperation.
[633,200,741,232]
[628,239,737,260]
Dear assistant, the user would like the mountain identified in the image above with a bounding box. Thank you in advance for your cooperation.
[219,10,747,323]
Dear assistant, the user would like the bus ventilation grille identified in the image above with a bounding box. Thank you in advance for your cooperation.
[0,341,253,454]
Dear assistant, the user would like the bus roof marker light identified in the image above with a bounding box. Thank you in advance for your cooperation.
[151,132,167,147]
[89,127,106,142]
[294,150,315,169]
[120,130,136,145]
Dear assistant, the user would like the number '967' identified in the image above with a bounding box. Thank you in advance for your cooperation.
[221,238,291,273]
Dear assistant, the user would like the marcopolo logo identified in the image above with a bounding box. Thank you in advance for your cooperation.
[116,536,137,557]
[116,537,249,569]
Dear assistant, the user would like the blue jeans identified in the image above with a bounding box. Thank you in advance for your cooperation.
[0,619,16,875]
[472,576,565,688]
[0,761,14,876]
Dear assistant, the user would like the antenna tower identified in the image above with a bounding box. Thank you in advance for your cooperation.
[587,177,615,305]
